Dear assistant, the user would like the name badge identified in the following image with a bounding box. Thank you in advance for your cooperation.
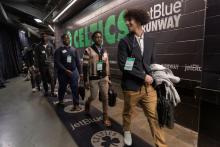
[67,55,72,63]
[62,50,67,53]
[97,61,103,71]
[42,50,46,54]
[124,57,135,71]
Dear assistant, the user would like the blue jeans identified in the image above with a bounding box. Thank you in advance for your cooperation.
[57,69,79,105]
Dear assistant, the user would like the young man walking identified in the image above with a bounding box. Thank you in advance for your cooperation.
[117,9,167,147]
[54,33,82,111]
[83,31,111,126]
[34,33,56,97]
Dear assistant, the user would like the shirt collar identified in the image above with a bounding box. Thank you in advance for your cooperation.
[63,45,70,49]
[135,33,144,40]
[95,45,103,52]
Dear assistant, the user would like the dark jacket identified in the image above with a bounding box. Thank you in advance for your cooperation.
[117,32,155,91]
[54,46,82,75]
[34,42,54,68]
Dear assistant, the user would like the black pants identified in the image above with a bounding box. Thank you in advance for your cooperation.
[39,66,55,93]
[30,67,41,90]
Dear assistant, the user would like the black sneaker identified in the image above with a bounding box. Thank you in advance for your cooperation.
[57,101,65,107]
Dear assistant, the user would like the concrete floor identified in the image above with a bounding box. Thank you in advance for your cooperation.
[0,77,198,147]
[0,77,77,147]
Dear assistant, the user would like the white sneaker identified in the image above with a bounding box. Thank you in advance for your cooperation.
[124,131,132,146]
[32,88,37,93]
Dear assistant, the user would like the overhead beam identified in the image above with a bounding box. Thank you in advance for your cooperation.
[0,2,10,23]
[2,2,47,20]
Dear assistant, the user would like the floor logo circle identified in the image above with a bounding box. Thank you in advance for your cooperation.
[91,130,124,147]
[64,105,85,114]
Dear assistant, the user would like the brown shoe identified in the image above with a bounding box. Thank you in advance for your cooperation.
[71,105,82,111]
[103,114,111,127]
[76,105,82,111]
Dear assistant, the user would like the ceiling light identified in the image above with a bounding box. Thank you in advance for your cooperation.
[20,30,25,33]
[48,25,55,32]
[34,18,43,23]
[53,0,77,22]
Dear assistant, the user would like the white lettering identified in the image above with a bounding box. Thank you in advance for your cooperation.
[174,14,181,27]
[146,0,183,32]
[167,16,174,29]
[152,20,158,31]
[184,64,202,72]
[162,64,179,70]
[165,4,173,16]
[173,1,182,13]
[70,116,102,131]
[154,4,161,19]
[161,2,165,17]
[158,17,168,30]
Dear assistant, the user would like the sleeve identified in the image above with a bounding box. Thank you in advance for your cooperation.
[82,49,90,82]
[54,48,67,72]
[51,45,55,57]
[117,39,146,81]
[75,49,82,75]
[34,45,40,68]
[151,39,156,64]
[106,51,110,77]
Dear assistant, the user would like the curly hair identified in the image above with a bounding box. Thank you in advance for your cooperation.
[124,9,150,25]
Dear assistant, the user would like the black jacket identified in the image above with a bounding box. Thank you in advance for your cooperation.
[34,42,54,68]
[117,32,155,91]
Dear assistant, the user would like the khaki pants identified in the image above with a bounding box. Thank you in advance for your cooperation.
[123,85,167,147]
[87,76,109,114]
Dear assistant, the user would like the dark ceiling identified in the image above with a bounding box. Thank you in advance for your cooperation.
[57,0,97,24]
[0,0,97,36]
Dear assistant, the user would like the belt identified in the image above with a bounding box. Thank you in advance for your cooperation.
[89,75,105,80]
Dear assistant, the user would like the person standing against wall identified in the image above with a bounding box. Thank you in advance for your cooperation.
[34,33,56,97]
[117,9,167,147]
[83,31,111,127]
[54,33,82,111]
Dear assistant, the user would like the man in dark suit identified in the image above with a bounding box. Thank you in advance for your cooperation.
[117,9,167,147]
